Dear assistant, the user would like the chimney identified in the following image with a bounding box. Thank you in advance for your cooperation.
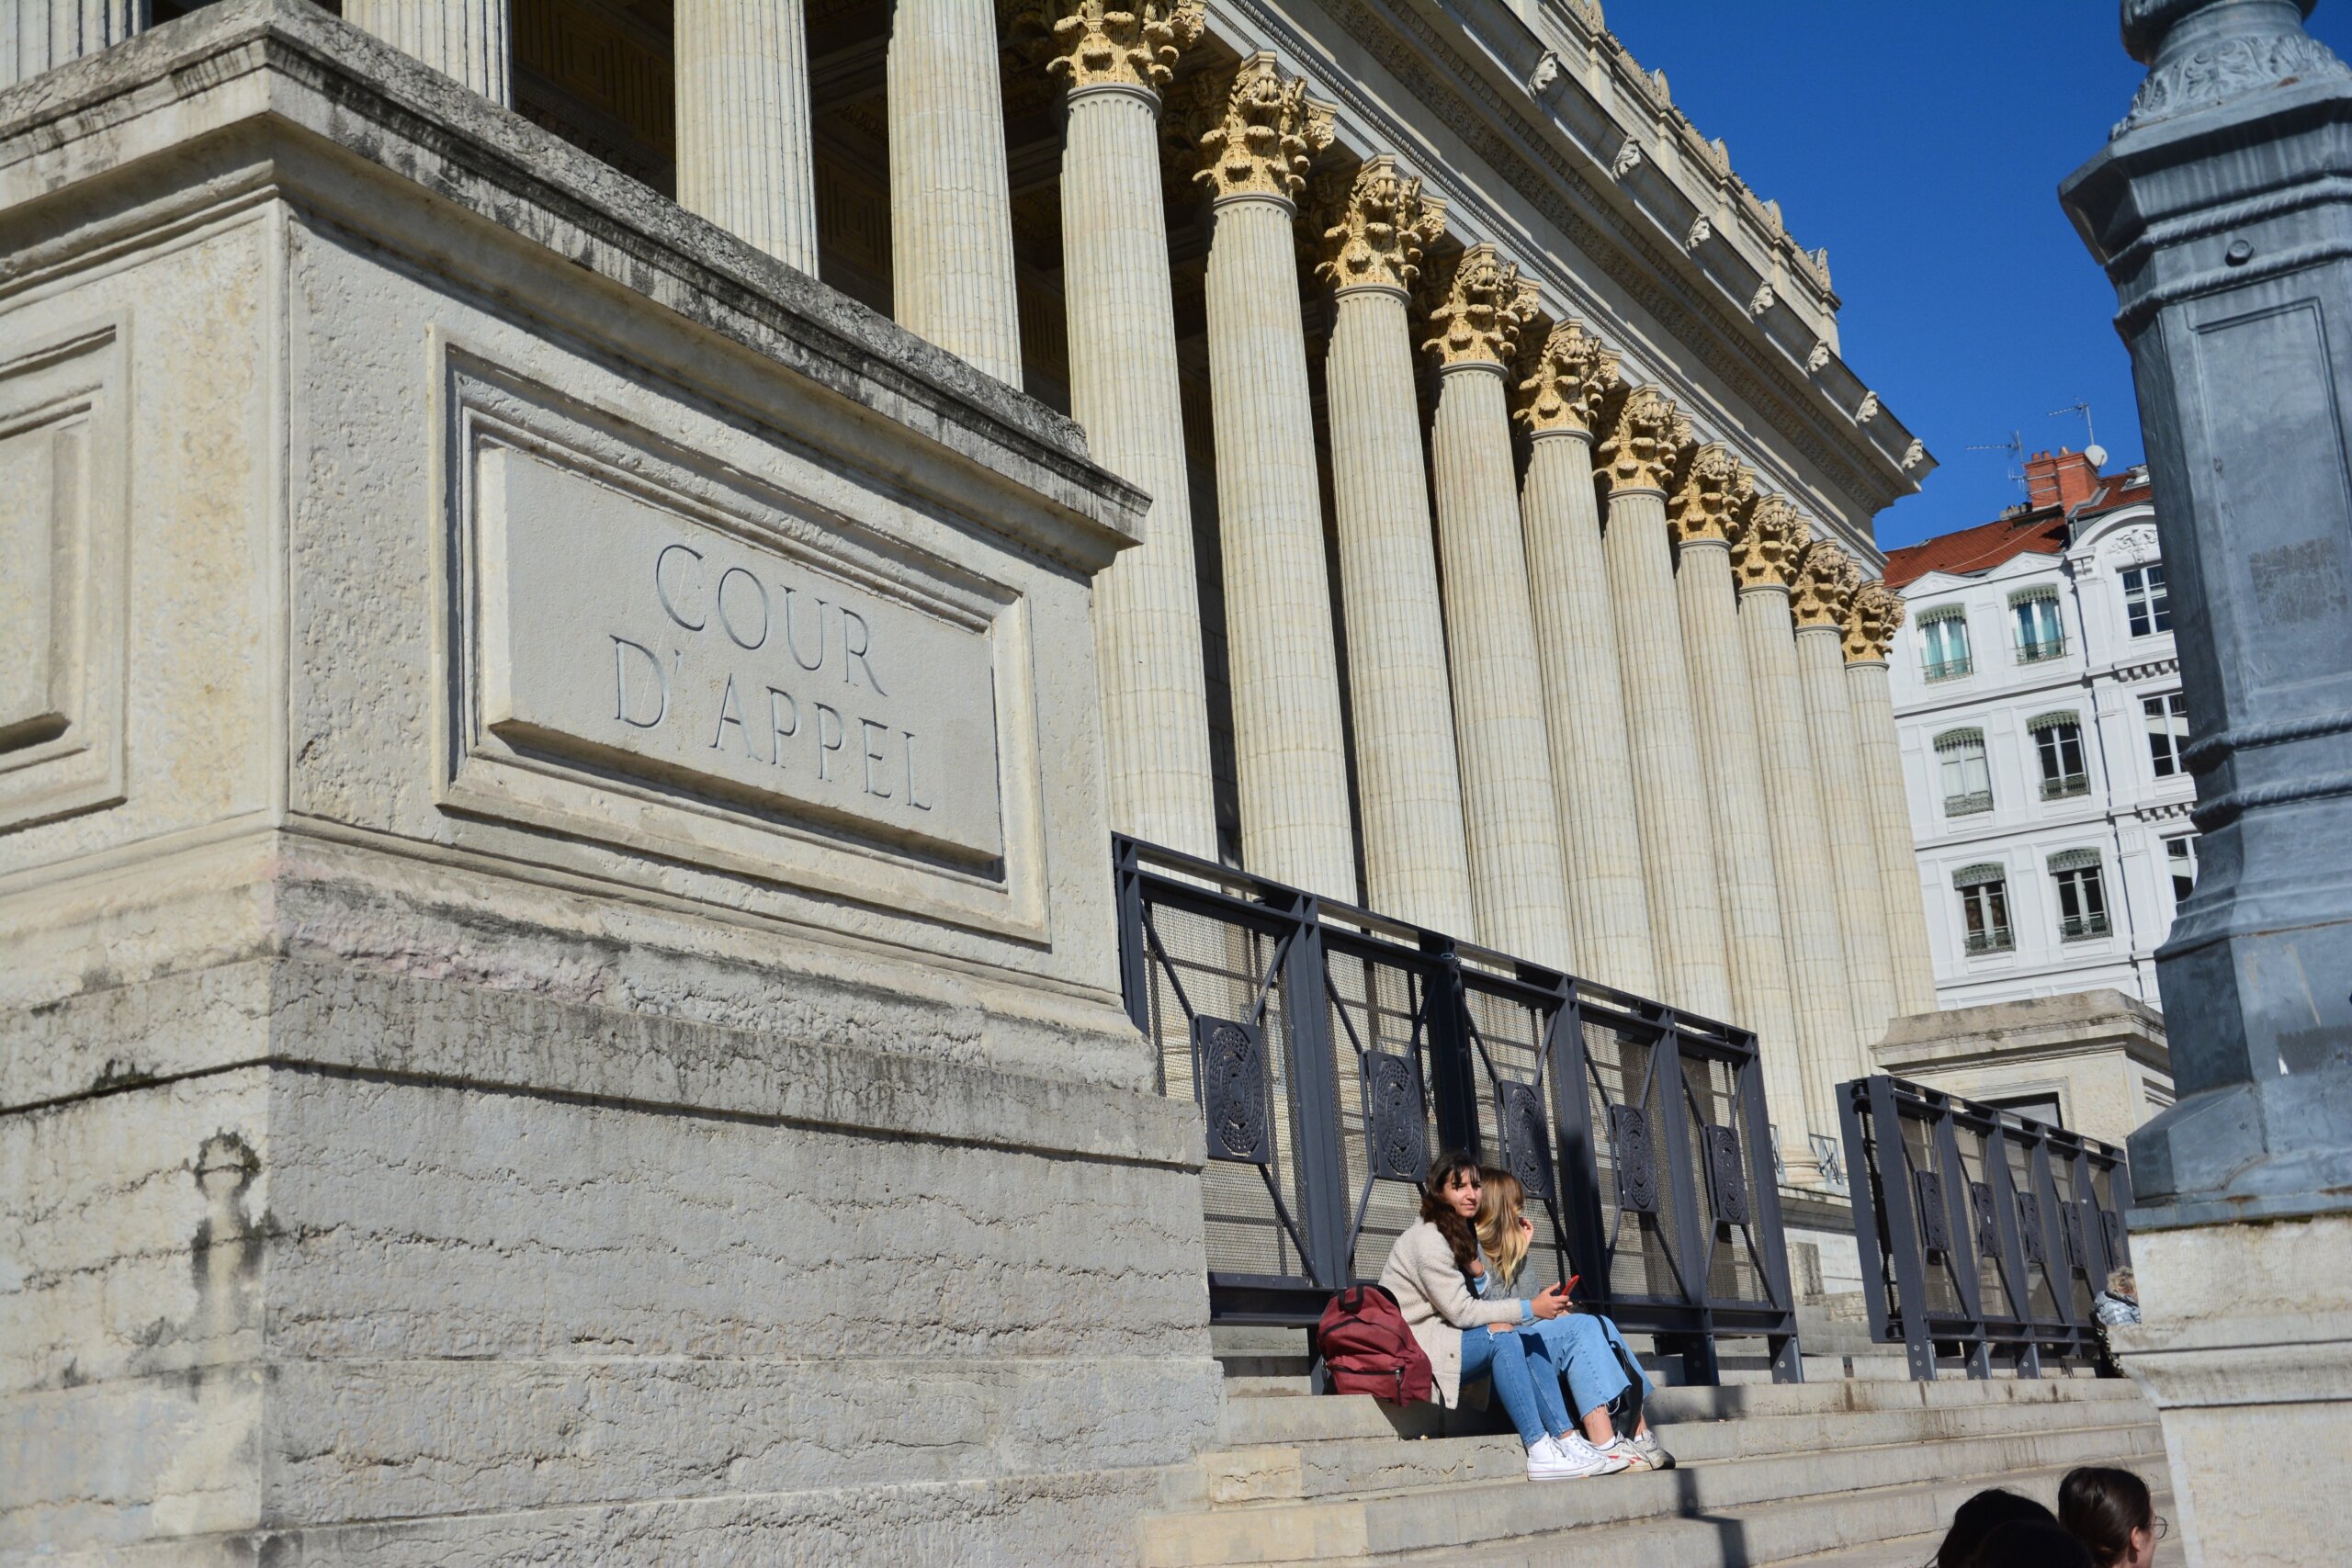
[2024,446,2101,510]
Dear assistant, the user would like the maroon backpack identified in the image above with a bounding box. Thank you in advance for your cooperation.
[1312,1284,1434,1404]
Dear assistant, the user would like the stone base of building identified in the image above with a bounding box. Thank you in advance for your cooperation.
[2114,1213,2352,1568]
[1874,989,2171,1147]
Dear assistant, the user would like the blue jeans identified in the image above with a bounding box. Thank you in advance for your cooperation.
[1459,1322,1575,1449]
[1524,1312,1655,1423]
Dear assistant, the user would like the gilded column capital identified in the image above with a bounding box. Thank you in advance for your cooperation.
[1597,383,1685,495]
[1514,319,1620,436]
[1183,51,1333,205]
[1792,537,1860,630]
[1317,155,1444,295]
[1666,443,1749,546]
[1844,579,1905,663]
[1728,492,1810,592]
[1423,243,1539,370]
[1014,0,1205,96]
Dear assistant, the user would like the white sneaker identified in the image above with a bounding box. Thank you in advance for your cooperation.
[1598,1436,1650,1472]
[1526,1433,1619,1480]
[1565,1432,1632,1474]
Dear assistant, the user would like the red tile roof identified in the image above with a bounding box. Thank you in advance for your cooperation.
[1884,509,2067,590]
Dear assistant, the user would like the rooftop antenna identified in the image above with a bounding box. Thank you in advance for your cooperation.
[2050,400,2108,468]
[1968,429,2028,495]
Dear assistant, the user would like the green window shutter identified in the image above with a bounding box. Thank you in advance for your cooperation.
[2047,847,2101,874]
[1917,604,1966,626]
[2007,583,2060,606]
[1934,728,1985,752]
[1953,862,2007,888]
[2025,710,2081,732]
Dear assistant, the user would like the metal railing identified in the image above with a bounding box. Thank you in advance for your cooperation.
[2016,637,2069,664]
[2058,913,2112,942]
[1962,927,2014,954]
[1944,790,1995,817]
[2041,773,2091,800]
[1923,656,1974,681]
[1838,1075,2131,1380]
[1116,836,1801,1384]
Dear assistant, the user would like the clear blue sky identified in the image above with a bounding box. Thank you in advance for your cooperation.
[1604,2,2352,550]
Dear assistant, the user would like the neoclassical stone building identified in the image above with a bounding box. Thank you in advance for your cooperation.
[2,0,1939,1174]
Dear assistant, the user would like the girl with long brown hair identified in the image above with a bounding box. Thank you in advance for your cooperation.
[1374,1151,1623,1479]
[1476,1166,1674,1472]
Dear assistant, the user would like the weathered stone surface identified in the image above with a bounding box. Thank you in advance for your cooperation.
[1875,989,2171,1149]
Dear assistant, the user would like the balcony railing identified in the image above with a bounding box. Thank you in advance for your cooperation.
[1944,790,1994,817]
[2059,913,2112,942]
[2040,773,2090,800]
[1922,656,1973,682]
[1963,928,2014,955]
[2016,637,2068,664]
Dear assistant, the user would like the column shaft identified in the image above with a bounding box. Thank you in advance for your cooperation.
[3,0,136,86]
[344,0,512,104]
[673,0,820,273]
[1797,625,1897,1049]
[1677,540,1801,1088]
[1604,490,1734,1019]
[1740,586,1855,1177]
[1430,364,1572,966]
[1849,660,1939,1015]
[887,0,1023,384]
[1324,285,1475,931]
[1060,83,1218,859]
[1204,195,1355,899]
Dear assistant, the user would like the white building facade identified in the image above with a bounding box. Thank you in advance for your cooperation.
[1888,465,2198,1019]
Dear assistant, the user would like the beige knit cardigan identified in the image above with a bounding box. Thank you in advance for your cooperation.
[1376,1219,1529,1407]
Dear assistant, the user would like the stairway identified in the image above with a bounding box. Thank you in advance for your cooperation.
[1137,1368,2168,1567]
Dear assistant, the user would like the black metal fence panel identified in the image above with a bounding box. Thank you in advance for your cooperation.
[1115,835,1801,1384]
[1838,1074,2132,1380]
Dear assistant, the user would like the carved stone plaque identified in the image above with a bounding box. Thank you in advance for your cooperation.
[476,446,1005,863]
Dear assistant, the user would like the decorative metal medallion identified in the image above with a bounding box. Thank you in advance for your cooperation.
[1363,1052,1427,1181]
[1702,1123,1748,1225]
[1914,1168,1950,1254]
[2015,1192,2045,1264]
[2062,1201,2089,1272]
[1971,1181,1998,1257]
[1610,1103,1657,1213]
[1498,1081,1556,1207]
[1195,1015,1272,1165]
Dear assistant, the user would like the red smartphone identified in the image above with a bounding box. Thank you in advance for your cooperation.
[1551,1275,1580,1300]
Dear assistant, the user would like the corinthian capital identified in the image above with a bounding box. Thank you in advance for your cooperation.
[1317,155,1444,294]
[1845,579,1905,662]
[1514,319,1619,435]
[1185,52,1334,204]
[1597,384,1682,494]
[1666,443,1748,545]
[1792,538,1860,630]
[1423,243,1540,368]
[1728,492,1809,591]
[1022,0,1205,95]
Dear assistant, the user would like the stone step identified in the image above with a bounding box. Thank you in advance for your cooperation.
[1188,1389,2153,1508]
[1137,1416,2164,1566]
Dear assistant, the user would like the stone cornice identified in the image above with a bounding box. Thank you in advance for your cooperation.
[1423,241,1537,367]
[1513,317,1618,435]
[1182,50,1333,204]
[1317,152,1443,294]
[1212,0,1927,546]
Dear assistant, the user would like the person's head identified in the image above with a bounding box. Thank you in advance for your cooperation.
[1420,1151,1482,1271]
[1475,1167,1532,1286]
[2058,1467,2158,1568]
[1968,1519,2093,1568]
[1935,1489,2060,1568]
[2105,1266,2136,1301]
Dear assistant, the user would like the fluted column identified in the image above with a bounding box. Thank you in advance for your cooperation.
[1670,448,1801,1091]
[1516,324,1658,996]
[1186,56,1354,899]
[1794,539,1897,1053]
[1730,495,1854,1182]
[1598,387,1733,1021]
[1039,2,1219,858]
[1314,159,1475,931]
[2,1,138,86]
[1846,581,1939,1016]
[344,0,511,104]
[1419,247,1573,966]
[673,0,820,273]
[888,0,1023,383]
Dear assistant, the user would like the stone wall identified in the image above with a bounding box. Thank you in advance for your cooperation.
[0,6,1220,1560]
